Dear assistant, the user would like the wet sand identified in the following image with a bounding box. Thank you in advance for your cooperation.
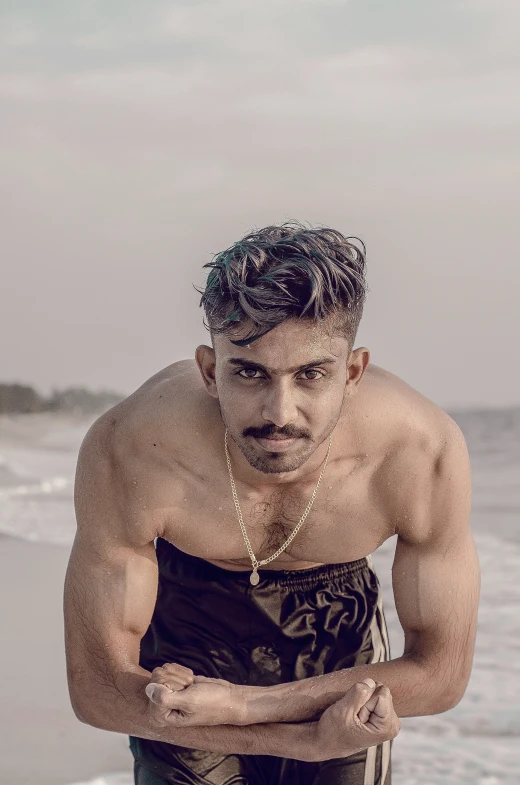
[0,534,132,785]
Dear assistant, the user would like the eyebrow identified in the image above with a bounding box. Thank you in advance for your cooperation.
[227,357,338,374]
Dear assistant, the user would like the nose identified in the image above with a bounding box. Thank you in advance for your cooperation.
[260,379,298,428]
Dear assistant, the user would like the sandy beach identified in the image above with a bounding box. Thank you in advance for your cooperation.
[0,533,132,785]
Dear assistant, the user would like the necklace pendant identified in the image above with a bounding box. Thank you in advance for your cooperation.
[250,569,260,586]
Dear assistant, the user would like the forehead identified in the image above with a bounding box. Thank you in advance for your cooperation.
[214,318,349,370]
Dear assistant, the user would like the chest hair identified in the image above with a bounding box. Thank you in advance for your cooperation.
[247,490,317,556]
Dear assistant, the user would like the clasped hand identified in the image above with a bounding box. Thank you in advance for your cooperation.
[145,663,246,727]
[145,661,400,763]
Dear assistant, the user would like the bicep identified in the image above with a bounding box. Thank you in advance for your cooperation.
[392,424,480,694]
[64,419,158,710]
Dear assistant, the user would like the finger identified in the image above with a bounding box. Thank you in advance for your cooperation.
[151,670,193,691]
[145,683,190,708]
[152,664,193,681]
[357,704,371,724]
[160,678,191,692]
[356,681,380,723]
[370,687,393,719]
[159,673,193,688]
[344,679,377,714]
[161,664,194,685]
[359,684,386,714]
[163,663,194,677]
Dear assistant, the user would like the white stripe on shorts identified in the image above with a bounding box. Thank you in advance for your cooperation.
[364,559,391,785]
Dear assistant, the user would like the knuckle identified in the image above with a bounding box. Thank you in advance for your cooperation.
[154,679,169,691]
[166,662,190,673]
[383,718,400,739]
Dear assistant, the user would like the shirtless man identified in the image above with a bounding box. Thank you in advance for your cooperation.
[64,222,480,785]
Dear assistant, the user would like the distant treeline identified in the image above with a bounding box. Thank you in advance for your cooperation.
[0,382,124,415]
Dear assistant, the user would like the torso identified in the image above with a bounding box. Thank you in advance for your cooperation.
[107,360,451,570]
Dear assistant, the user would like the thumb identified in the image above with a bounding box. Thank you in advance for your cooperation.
[347,678,377,712]
[145,682,187,707]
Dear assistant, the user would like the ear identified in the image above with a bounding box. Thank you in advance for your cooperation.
[195,345,219,398]
[345,347,370,396]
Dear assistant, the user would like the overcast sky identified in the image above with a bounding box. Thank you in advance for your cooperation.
[1,0,519,410]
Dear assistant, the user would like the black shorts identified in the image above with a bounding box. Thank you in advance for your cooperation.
[129,537,392,784]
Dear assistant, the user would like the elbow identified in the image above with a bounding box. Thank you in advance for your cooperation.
[71,700,114,731]
[436,682,468,713]
[70,697,99,728]
[429,667,471,714]
[413,656,471,715]
[411,644,473,715]
[68,688,109,730]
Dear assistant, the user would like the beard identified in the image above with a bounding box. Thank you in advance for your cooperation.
[216,391,345,475]
[235,438,312,474]
[223,417,339,474]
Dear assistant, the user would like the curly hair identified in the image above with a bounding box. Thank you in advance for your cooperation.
[198,219,368,348]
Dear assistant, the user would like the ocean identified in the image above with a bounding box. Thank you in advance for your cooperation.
[0,407,519,785]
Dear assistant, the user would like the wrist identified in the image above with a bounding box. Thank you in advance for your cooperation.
[270,720,319,761]
[233,684,268,725]
[232,684,257,725]
[237,683,303,725]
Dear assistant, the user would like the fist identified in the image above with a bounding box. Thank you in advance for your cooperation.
[145,663,194,728]
[147,663,195,692]
[311,678,400,761]
[145,662,244,727]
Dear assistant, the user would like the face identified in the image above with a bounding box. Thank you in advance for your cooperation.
[196,317,369,475]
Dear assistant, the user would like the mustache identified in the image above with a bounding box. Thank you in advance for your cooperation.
[243,425,310,440]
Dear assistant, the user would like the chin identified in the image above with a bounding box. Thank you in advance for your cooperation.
[245,447,310,475]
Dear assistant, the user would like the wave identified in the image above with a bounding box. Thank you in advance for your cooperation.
[0,476,72,498]
[0,475,76,546]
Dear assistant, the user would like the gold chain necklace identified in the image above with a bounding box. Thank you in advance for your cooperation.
[224,429,332,586]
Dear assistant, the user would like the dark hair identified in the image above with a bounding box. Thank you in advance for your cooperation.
[198,220,368,347]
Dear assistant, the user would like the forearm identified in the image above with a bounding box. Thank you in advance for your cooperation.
[76,666,315,760]
[240,654,451,725]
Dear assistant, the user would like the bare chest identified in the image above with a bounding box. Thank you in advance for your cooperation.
[152,465,397,571]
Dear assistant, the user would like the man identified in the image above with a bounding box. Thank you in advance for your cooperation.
[64,221,480,785]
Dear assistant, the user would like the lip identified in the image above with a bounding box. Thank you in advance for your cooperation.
[255,436,297,452]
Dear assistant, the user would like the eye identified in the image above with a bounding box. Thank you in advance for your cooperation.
[237,368,264,379]
[299,369,324,380]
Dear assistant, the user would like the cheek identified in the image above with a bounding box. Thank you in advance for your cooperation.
[216,386,254,420]
[312,386,346,421]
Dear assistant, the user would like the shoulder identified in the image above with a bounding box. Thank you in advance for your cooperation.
[77,360,216,543]
[90,358,217,478]
[361,363,465,454]
[358,364,469,535]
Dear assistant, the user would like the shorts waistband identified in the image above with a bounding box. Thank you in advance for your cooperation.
[156,538,372,592]
[250,557,371,591]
